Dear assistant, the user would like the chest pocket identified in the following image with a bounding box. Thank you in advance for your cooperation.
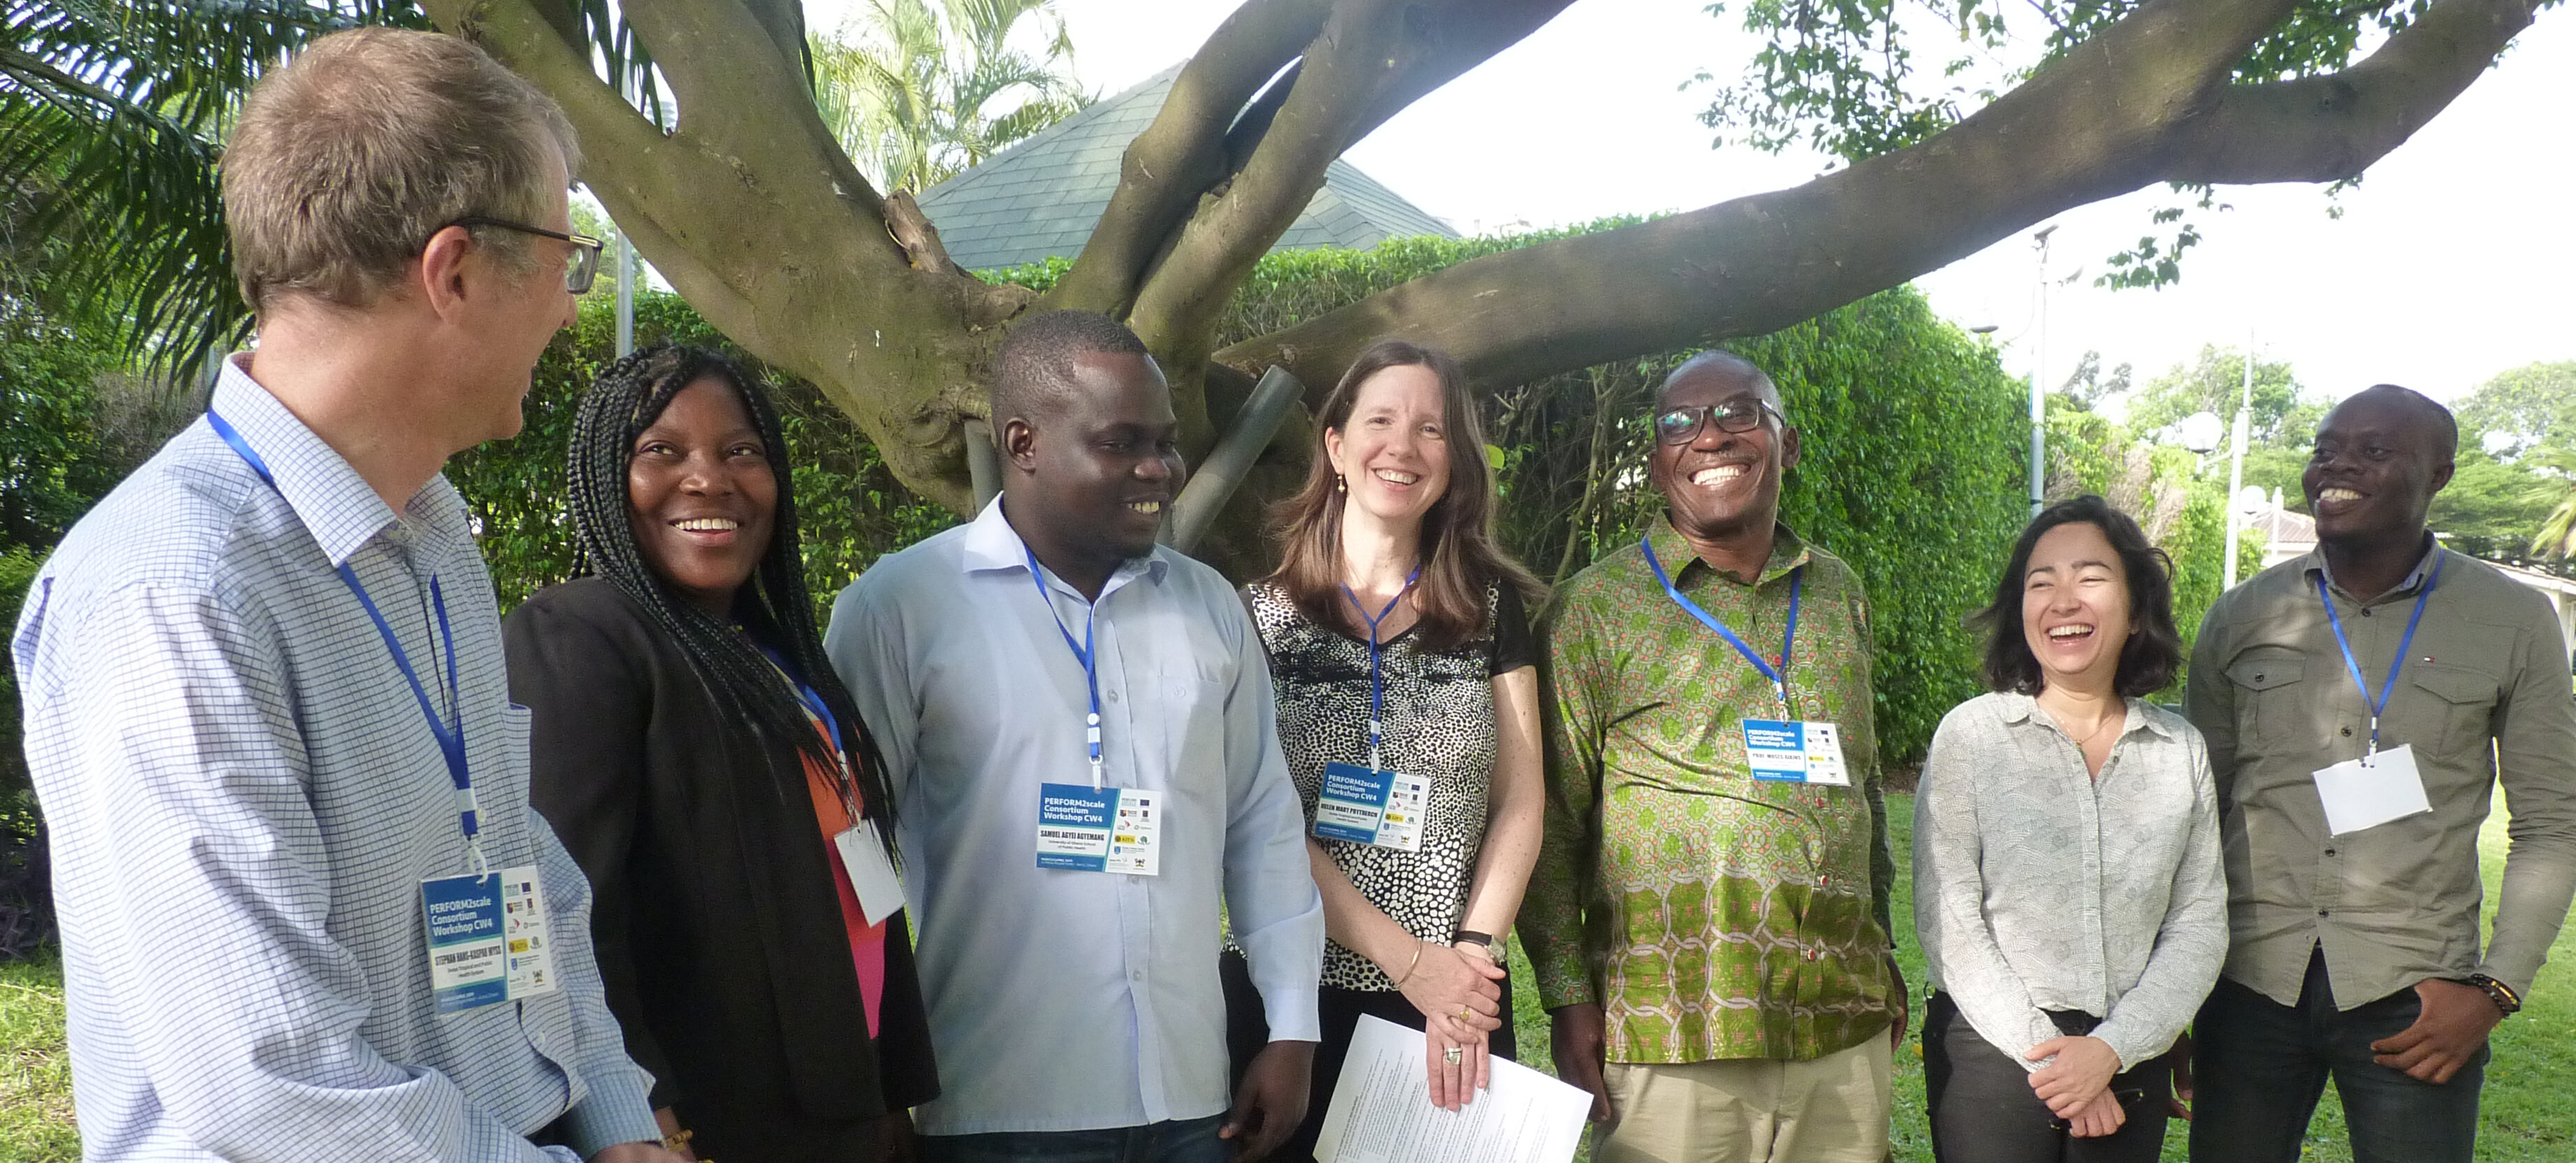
[2408,663,2498,758]
[2225,653,2306,753]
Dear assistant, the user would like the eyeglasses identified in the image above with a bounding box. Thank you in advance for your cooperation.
[446,216,604,294]
[1654,398,1782,444]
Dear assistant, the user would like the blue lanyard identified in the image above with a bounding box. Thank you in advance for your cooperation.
[754,643,861,818]
[1638,535,1801,715]
[2316,549,2446,756]
[1024,546,1106,789]
[208,410,482,871]
[1338,567,1421,771]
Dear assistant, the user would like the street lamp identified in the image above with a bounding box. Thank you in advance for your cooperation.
[2223,331,2255,588]
[2028,226,2058,518]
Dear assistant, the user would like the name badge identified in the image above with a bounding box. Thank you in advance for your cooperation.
[1742,718,1851,786]
[1313,761,1429,851]
[422,865,558,1015]
[834,821,908,926]
[1034,783,1161,876]
[2312,744,2433,836]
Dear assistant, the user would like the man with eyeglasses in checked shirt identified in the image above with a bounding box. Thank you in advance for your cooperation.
[10,29,674,1163]
[1521,351,1906,1163]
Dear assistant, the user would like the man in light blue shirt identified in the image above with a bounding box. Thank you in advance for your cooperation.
[828,310,1324,1162]
[12,29,674,1163]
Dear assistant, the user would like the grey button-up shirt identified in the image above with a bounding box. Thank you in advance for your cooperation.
[2185,544,2576,1008]
[1914,693,2227,1071]
[13,360,656,1161]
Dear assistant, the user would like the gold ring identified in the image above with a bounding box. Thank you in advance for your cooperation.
[1443,1045,1463,1066]
[1459,1006,1473,1023]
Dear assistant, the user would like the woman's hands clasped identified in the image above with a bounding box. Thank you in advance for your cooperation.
[1393,939,1508,1111]
[2027,1034,2125,1137]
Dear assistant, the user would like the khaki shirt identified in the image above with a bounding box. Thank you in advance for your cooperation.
[2185,544,2576,1007]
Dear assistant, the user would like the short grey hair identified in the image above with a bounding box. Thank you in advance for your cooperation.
[223,27,580,313]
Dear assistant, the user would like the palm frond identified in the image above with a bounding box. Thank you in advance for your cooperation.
[809,0,1086,194]
[2533,489,2576,560]
[2,0,671,373]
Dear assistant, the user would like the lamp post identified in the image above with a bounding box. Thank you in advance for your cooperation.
[2222,330,2255,589]
[613,71,638,359]
[2029,226,2058,517]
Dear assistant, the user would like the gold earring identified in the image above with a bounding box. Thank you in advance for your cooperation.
[1337,474,1347,493]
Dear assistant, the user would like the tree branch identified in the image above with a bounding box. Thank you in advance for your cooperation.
[1215,0,2380,400]
[2169,0,2538,183]
[1039,0,1334,316]
[435,0,1017,515]
[1128,0,1572,370]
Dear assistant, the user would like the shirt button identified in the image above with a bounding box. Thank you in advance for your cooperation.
[2360,607,2373,618]
[2324,848,2338,858]
[2318,909,2331,918]
[1107,690,1121,702]
[2341,727,2353,737]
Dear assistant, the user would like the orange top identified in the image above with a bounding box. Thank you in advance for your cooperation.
[790,691,889,1036]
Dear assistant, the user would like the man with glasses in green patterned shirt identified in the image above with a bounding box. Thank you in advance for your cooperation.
[1522,352,1904,1163]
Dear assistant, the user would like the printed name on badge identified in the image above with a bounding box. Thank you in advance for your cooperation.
[424,865,555,1013]
[1741,718,1851,786]
[1034,783,1160,876]
[1313,760,1429,851]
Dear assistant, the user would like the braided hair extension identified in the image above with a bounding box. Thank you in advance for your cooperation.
[565,343,899,859]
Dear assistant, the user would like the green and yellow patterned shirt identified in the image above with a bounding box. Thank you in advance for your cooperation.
[1520,519,1896,1064]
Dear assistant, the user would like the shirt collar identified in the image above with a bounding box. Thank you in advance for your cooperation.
[210,355,459,568]
[1996,691,2174,739]
[1644,517,1812,589]
[2301,533,2443,601]
[959,494,1170,592]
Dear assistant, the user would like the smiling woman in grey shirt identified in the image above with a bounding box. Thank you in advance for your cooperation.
[1915,496,2227,1163]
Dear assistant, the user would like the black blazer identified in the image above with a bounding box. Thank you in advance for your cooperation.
[504,577,936,1160]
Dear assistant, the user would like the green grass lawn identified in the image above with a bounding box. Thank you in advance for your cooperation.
[1505,793,2576,1162]
[1,796,2568,1162]
[0,949,74,1163]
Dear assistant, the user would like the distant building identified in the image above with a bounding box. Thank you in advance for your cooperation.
[2239,487,2576,654]
[915,64,1459,272]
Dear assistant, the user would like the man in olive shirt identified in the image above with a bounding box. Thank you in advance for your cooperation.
[1523,352,1902,1163]
[2185,385,2576,1163]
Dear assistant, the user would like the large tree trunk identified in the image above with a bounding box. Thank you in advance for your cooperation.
[424,0,2544,572]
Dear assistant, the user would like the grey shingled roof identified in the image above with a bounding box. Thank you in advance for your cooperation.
[919,64,1457,272]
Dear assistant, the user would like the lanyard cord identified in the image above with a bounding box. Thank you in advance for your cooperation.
[1639,536,1801,716]
[1024,546,1106,790]
[1339,567,1422,771]
[208,410,484,876]
[754,643,864,823]
[2316,549,2446,756]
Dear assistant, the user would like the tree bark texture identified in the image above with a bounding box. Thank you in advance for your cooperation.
[424,0,2545,569]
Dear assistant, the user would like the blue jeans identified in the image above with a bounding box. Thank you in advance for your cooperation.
[2190,948,2485,1163]
[918,1114,1230,1163]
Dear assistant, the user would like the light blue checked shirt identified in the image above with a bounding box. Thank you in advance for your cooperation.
[827,498,1323,1136]
[12,358,658,1162]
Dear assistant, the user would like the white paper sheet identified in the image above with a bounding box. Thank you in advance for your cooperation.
[1314,1015,1592,1163]
[2312,743,2434,836]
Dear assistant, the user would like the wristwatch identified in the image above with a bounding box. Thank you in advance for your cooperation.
[2464,973,2522,1016]
[1453,930,1496,956]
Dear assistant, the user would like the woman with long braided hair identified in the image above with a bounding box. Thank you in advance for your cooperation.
[504,343,936,1162]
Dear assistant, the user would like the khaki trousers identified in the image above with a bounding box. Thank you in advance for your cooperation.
[1596,1039,1893,1163]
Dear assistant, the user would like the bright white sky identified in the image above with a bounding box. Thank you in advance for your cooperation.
[803,0,2575,405]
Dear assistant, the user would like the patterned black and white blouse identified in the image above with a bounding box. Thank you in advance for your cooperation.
[1244,578,1536,991]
